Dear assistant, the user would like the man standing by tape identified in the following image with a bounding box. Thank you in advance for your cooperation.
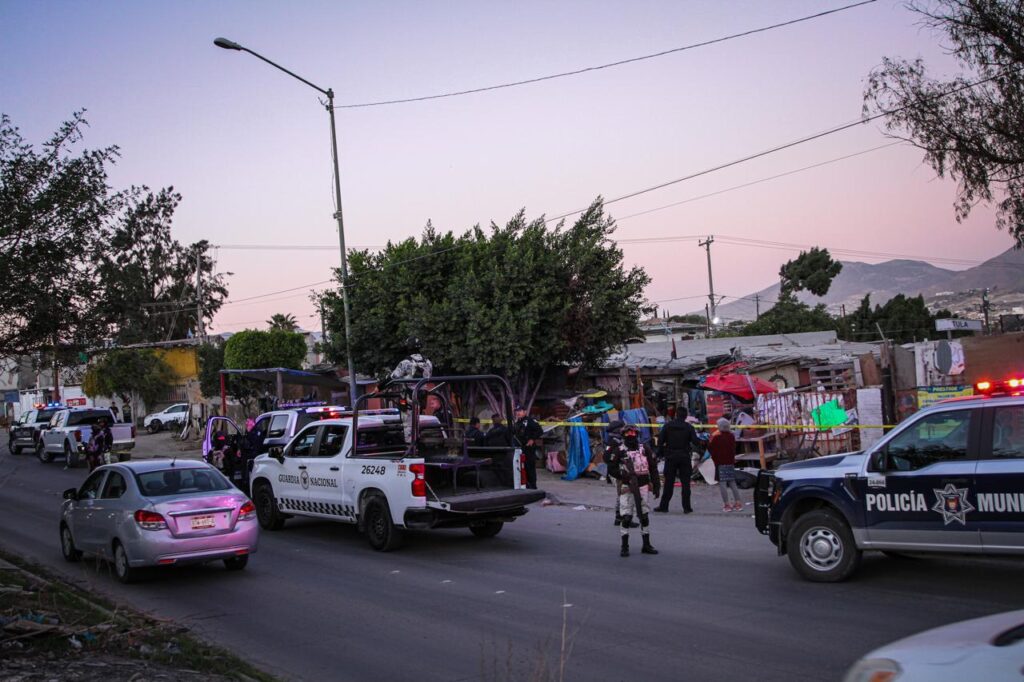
[514,404,543,490]
[654,407,703,514]
[607,424,660,557]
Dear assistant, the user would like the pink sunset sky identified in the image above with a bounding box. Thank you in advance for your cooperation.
[2,0,1016,333]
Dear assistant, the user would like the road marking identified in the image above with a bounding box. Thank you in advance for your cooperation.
[495,590,505,595]
[390,570,400,574]
[441,579,452,584]
[562,603,573,608]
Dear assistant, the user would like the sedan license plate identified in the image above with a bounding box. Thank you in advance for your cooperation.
[190,515,216,530]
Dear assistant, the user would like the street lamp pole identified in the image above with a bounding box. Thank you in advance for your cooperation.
[214,37,358,407]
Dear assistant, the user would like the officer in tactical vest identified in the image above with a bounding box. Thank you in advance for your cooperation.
[606,424,660,557]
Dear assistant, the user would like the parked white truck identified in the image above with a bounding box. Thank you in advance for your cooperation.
[39,407,136,467]
[249,375,545,550]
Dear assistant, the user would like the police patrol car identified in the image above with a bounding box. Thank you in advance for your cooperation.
[755,378,1024,582]
[249,375,546,551]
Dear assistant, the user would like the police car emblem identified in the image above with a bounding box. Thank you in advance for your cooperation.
[300,470,310,490]
[931,483,975,525]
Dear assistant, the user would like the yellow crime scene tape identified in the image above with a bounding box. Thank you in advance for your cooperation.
[453,418,893,430]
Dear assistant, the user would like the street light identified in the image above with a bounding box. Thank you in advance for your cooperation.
[214,37,358,407]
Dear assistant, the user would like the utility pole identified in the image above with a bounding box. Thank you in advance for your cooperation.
[981,288,991,334]
[704,303,711,337]
[319,301,328,364]
[195,247,206,342]
[699,236,717,326]
[755,294,761,320]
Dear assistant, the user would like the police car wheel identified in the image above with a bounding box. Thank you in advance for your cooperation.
[787,510,861,582]
[64,443,78,468]
[37,441,52,463]
[12,445,21,455]
[253,483,285,531]
[469,522,504,538]
[363,495,404,552]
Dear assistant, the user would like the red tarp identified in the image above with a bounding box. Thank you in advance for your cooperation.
[701,363,779,401]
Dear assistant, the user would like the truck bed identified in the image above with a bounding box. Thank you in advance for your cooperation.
[431,488,546,512]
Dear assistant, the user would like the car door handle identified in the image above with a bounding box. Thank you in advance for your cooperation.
[298,465,307,470]
[330,467,340,471]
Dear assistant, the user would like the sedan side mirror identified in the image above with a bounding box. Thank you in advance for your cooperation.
[269,446,284,463]
[63,488,78,501]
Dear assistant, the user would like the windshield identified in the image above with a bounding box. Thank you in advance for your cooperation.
[68,410,113,426]
[35,409,58,423]
[135,467,232,497]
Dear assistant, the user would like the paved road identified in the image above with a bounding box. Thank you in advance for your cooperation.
[1,445,1020,682]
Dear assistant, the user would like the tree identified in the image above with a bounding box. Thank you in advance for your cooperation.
[779,247,843,297]
[267,313,299,332]
[740,295,837,336]
[82,349,175,422]
[838,293,957,344]
[865,0,1024,246]
[224,330,307,370]
[0,112,118,358]
[197,342,225,400]
[96,187,229,344]
[318,199,651,410]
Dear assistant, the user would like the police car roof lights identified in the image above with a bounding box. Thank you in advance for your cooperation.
[974,378,1024,397]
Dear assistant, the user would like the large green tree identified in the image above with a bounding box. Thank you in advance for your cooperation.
[865,0,1024,245]
[82,349,175,422]
[224,330,307,370]
[0,112,118,358]
[779,246,843,297]
[318,199,651,409]
[267,313,299,332]
[741,248,842,336]
[838,293,958,344]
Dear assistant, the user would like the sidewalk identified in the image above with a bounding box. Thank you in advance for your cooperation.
[537,468,754,516]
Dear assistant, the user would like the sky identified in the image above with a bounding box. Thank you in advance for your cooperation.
[2,0,1017,333]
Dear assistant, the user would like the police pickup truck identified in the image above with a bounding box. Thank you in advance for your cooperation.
[249,375,546,550]
[755,379,1023,582]
[9,404,63,454]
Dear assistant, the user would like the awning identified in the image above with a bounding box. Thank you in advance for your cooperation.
[700,362,778,401]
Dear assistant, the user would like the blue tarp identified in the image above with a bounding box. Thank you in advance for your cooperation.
[562,416,591,481]
[619,408,653,444]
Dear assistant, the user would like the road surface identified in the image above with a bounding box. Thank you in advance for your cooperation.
[1,445,1019,681]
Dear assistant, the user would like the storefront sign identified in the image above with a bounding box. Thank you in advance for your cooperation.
[916,385,973,409]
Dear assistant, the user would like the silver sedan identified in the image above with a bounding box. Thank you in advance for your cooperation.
[60,460,259,583]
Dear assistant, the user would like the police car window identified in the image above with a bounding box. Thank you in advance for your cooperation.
[990,407,1024,459]
[100,472,127,499]
[288,428,319,457]
[78,471,106,500]
[268,414,290,438]
[68,410,112,426]
[887,410,972,470]
[318,425,348,457]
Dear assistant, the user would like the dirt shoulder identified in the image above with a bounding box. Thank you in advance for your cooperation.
[0,551,274,682]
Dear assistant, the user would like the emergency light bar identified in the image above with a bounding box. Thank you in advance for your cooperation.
[279,400,327,409]
[975,378,1024,396]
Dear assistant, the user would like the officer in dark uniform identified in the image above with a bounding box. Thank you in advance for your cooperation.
[654,407,703,513]
[514,404,543,490]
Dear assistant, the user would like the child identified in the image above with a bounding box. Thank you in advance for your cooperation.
[709,418,743,512]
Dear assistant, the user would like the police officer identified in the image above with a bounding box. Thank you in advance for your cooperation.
[607,424,660,557]
[484,414,515,486]
[654,407,703,513]
[514,404,543,490]
[389,336,433,381]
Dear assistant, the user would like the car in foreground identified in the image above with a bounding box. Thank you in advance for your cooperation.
[60,460,258,583]
[844,609,1024,681]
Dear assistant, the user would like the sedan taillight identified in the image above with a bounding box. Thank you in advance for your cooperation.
[238,501,256,521]
[134,509,167,531]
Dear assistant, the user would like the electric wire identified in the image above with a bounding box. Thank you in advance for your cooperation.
[336,1,877,108]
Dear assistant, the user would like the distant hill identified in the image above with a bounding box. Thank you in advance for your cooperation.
[702,247,1023,322]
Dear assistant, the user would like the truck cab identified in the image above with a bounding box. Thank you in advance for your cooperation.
[249,375,545,550]
[755,378,1024,582]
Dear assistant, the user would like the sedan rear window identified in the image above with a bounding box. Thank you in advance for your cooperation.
[135,468,232,497]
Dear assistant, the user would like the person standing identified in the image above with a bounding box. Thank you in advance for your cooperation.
[710,418,743,511]
[464,417,485,451]
[654,407,703,513]
[514,404,543,490]
[484,414,515,486]
[84,417,113,472]
[109,402,120,423]
[607,424,660,557]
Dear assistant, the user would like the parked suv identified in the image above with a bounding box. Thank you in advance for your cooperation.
[755,379,1024,582]
[143,403,190,433]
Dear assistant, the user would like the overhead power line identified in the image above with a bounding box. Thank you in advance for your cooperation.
[337,1,877,108]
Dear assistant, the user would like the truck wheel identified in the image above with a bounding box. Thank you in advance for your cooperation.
[60,524,82,562]
[37,441,52,463]
[253,483,285,531]
[469,522,504,538]
[786,509,861,582]
[12,445,21,455]
[112,541,139,584]
[64,443,78,468]
[363,495,404,551]
[147,419,162,434]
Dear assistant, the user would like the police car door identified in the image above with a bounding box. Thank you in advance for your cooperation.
[976,404,1024,551]
[303,424,353,519]
[274,425,322,516]
[863,406,981,550]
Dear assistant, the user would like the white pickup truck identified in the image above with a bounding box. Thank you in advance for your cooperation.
[249,376,546,550]
[39,408,136,467]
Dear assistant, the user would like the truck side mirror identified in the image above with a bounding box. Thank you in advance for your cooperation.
[871,448,889,473]
[63,488,78,501]
[269,446,284,463]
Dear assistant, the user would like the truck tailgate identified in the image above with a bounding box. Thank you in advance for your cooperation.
[431,488,545,513]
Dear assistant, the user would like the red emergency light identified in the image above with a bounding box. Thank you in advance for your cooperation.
[975,378,1024,396]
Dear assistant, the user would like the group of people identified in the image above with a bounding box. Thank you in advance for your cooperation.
[463,405,544,490]
[604,407,744,557]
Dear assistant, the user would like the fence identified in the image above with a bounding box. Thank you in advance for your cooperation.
[753,387,862,457]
